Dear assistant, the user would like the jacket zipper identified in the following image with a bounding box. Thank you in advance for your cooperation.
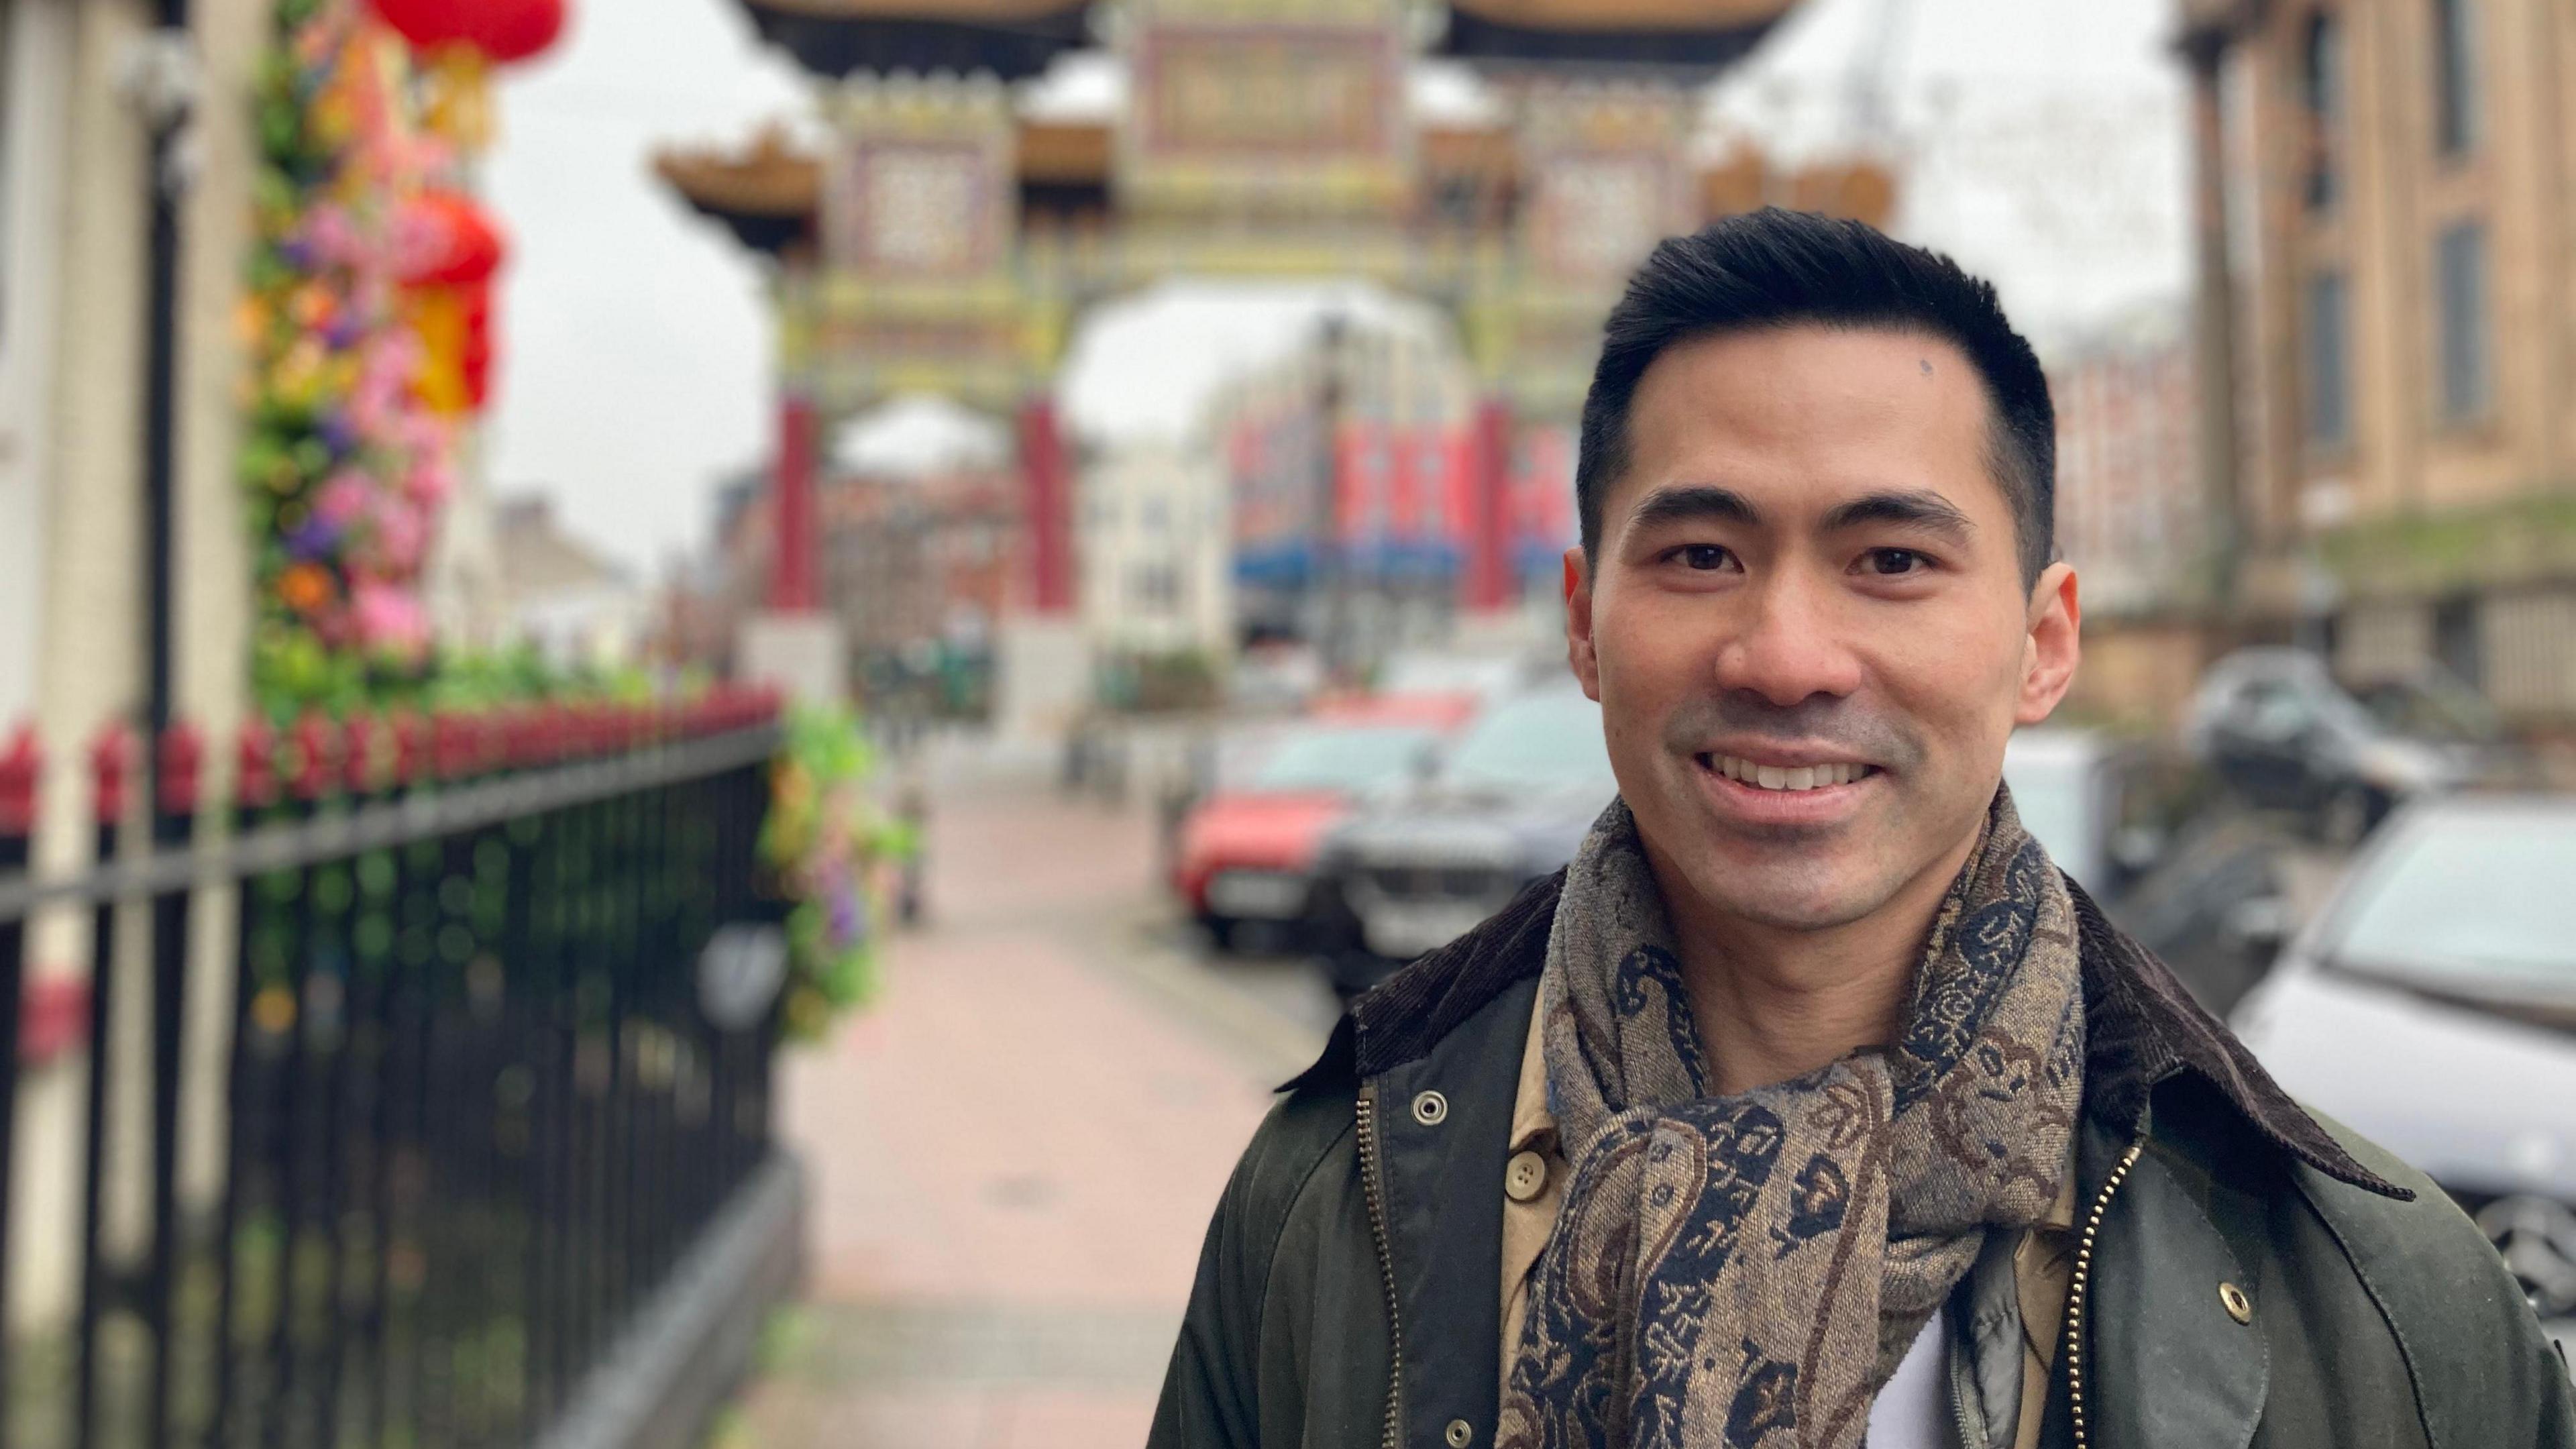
[2061,1136,2146,1449]
[1354,1084,1405,1449]
[1948,1322,1983,1449]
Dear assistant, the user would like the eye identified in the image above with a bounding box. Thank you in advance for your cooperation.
[1861,548,1933,577]
[1671,544,1737,572]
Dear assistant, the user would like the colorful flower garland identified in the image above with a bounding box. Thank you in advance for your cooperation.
[759,706,915,1040]
[241,0,502,718]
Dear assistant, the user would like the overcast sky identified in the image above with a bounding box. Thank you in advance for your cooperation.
[482,0,807,577]
[481,0,2188,574]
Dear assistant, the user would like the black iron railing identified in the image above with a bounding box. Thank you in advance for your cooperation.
[0,692,786,1449]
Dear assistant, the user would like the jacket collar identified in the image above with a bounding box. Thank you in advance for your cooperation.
[1293,866,2406,1200]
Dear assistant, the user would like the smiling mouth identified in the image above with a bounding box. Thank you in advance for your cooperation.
[1695,753,1881,792]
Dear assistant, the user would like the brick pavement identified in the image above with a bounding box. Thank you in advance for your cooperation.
[718,746,1328,1449]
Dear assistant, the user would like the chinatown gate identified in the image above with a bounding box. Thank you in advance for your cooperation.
[656,0,1890,724]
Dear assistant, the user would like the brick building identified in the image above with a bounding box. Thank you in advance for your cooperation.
[2047,306,2204,621]
[708,398,1021,710]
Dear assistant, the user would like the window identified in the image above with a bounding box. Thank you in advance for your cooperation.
[2302,13,2345,211]
[2436,221,2491,421]
[2304,270,2351,447]
[1130,562,1179,614]
[2432,0,2479,158]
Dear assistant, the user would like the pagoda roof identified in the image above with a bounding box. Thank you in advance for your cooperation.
[1018,119,1110,186]
[655,120,1124,245]
[1438,0,1794,68]
[736,0,1091,80]
[739,1,1802,80]
[655,131,821,256]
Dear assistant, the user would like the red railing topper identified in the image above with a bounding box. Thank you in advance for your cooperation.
[431,710,479,782]
[236,718,280,811]
[158,723,205,818]
[89,722,134,825]
[290,713,341,802]
[0,727,39,838]
[343,711,383,796]
[389,710,431,788]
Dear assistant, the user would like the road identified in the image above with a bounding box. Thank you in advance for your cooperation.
[714,738,1338,1449]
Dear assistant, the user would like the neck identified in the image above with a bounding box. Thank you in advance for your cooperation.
[1654,834,1980,1097]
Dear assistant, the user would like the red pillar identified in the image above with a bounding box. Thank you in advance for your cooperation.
[1462,397,1514,612]
[768,388,820,613]
[1019,394,1074,614]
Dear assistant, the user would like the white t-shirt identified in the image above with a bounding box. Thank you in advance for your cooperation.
[1866,1313,1959,1449]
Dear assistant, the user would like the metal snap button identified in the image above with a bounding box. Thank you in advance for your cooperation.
[1411,1090,1448,1127]
[1505,1150,1548,1203]
[2218,1281,2253,1324]
[1444,1417,1474,1448]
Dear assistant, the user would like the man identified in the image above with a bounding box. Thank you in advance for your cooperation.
[1150,210,2573,1449]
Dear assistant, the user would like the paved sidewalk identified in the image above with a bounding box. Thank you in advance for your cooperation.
[719,745,1330,1449]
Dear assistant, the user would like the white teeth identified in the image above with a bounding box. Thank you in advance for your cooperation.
[1708,755,1868,791]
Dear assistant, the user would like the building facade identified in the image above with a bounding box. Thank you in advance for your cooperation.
[1211,311,1477,668]
[492,496,651,669]
[1077,437,1232,663]
[2185,0,2576,720]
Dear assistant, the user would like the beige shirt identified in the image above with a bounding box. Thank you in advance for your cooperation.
[1498,994,2076,1449]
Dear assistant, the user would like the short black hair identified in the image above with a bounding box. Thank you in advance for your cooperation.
[1575,208,2057,587]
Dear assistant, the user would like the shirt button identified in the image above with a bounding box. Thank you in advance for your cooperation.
[1444,1418,1474,1448]
[1504,1150,1549,1203]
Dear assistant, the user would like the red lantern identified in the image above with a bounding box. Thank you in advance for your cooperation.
[369,0,476,48]
[470,0,566,64]
[396,189,506,288]
[368,0,567,64]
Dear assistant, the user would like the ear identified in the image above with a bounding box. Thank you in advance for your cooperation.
[2015,561,2081,726]
[1564,547,1602,702]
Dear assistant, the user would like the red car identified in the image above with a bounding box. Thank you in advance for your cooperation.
[1173,710,1451,953]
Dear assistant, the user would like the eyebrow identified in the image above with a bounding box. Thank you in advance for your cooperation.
[1625,484,1761,535]
[1622,484,1977,546]
[1821,489,1977,543]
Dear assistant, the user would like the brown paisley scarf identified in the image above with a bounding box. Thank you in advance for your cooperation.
[1499,788,2083,1449]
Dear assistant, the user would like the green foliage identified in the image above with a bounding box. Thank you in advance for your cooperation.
[758,705,910,1042]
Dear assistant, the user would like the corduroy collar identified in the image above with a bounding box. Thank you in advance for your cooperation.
[1293,865,2406,1200]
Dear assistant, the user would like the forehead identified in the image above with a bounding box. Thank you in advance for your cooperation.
[1613,325,2006,529]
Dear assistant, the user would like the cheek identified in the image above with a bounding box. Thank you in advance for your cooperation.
[1864,598,2030,737]
[1591,587,1704,702]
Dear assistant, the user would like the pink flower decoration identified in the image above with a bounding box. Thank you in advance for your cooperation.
[316,470,373,526]
[351,581,431,656]
[404,460,455,507]
[298,205,368,268]
[368,496,429,575]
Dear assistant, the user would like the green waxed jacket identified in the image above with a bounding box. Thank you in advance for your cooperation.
[1149,871,2575,1449]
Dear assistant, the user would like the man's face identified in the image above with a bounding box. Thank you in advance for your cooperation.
[1567,325,2080,935]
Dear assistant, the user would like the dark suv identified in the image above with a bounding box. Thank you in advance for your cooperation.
[1315,686,1615,997]
[2182,648,2512,846]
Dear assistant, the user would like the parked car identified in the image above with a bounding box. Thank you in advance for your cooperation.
[1318,686,1616,997]
[1998,727,2186,899]
[2231,794,2576,1338]
[1171,714,1445,953]
[2182,648,2516,845]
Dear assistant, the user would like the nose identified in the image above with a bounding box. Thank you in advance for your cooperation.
[1709,568,1865,708]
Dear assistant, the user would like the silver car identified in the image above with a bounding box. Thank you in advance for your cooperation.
[2231,794,2576,1350]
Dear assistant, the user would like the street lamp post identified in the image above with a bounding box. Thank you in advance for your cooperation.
[1313,312,1348,680]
